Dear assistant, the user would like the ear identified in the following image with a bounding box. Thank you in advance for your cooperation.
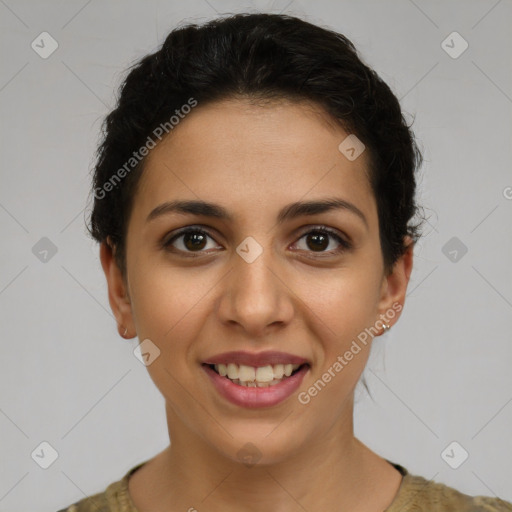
[99,238,135,338]
[376,238,414,327]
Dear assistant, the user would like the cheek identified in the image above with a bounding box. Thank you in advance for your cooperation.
[293,268,382,424]
[128,261,212,341]
[294,263,383,342]
[127,266,213,410]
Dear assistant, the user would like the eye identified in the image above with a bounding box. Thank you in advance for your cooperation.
[162,225,350,257]
[162,227,222,255]
[292,226,350,255]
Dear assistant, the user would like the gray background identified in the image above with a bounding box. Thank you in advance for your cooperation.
[0,0,511,510]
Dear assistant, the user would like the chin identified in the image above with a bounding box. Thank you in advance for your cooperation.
[210,425,308,468]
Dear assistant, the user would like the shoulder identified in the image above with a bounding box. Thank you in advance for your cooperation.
[56,480,123,512]
[56,486,111,512]
[388,468,512,512]
[56,462,145,512]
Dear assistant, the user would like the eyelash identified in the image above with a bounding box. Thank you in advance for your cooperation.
[161,225,351,258]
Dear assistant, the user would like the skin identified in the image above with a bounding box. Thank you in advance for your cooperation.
[100,98,413,512]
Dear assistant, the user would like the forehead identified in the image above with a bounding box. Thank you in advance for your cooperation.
[132,98,377,227]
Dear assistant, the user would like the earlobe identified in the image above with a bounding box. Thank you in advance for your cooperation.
[377,239,414,328]
[99,239,134,337]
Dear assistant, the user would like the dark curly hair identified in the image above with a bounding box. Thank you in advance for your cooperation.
[87,12,423,276]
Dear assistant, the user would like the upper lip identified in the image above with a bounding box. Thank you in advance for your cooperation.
[203,351,309,367]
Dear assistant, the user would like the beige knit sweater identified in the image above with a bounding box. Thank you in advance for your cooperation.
[57,460,512,512]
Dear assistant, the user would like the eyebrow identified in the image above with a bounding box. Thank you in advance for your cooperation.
[146,197,368,227]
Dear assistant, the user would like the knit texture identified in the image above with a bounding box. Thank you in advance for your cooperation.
[57,460,512,512]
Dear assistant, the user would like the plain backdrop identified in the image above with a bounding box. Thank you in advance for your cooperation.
[0,1,511,510]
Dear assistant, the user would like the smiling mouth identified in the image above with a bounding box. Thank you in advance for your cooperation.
[206,362,308,387]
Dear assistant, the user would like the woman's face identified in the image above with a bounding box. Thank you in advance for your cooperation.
[102,98,412,465]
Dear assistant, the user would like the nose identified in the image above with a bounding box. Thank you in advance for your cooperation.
[216,245,294,338]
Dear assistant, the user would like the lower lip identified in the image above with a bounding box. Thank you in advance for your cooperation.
[203,364,309,409]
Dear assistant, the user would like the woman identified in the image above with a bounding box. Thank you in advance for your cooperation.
[58,12,512,512]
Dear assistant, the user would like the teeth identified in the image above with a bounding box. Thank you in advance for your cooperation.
[213,363,302,385]
[233,378,284,387]
[273,364,284,379]
[238,365,256,382]
[255,365,274,382]
[227,363,238,379]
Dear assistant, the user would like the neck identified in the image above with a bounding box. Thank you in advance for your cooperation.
[129,400,401,512]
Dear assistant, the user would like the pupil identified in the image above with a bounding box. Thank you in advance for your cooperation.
[307,232,328,251]
[185,232,206,251]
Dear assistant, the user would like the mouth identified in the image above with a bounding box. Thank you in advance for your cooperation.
[202,362,310,408]
[202,350,311,408]
[204,362,308,388]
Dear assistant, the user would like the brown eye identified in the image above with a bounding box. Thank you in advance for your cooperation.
[305,232,329,252]
[183,231,207,251]
[163,228,221,254]
[293,227,350,254]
